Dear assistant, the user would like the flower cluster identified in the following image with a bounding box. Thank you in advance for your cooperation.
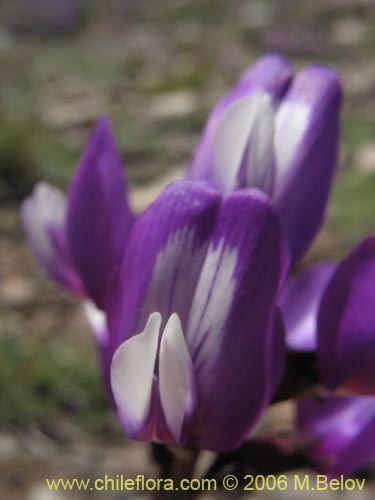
[22,55,374,475]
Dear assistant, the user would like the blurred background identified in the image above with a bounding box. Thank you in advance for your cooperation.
[0,1,374,499]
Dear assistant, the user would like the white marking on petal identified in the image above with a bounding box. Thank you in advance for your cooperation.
[82,301,108,346]
[212,93,275,194]
[111,312,161,437]
[159,313,196,443]
[140,226,208,330]
[187,240,238,377]
[274,101,311,187]
[21,182,67,262]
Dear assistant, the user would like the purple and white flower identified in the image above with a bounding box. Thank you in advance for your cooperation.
[188,54,342,263]
[21,117,134,389]
[21,181,85,296]
[21,117,133,308]
[109,180,289,452]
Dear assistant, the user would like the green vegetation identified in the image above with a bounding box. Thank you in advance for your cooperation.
[0,327,110,433]
[330,169,375,250]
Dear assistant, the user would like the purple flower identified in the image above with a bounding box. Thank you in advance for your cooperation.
[66,117,134,310]
[21,181,85,296]
[280,235,375,394]
[21,117,134,390]
[188,54,342,263]
[279,263,336,351]
[318,235,375,394]
[109,180,289,452]
[19,0,82,31]
[22,117,133,308]
[297,396,375,477]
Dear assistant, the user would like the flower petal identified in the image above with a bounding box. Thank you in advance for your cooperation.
[111,312,161,440]
[211,93,275,195]
[279,263,336,351]
[21,182,83,294]
[187,189,289,451]
[188,54,292,181]
[108,180,222,351]
[83,300,108,347]
[297,396,375,476]
[67,117,134,309]
[331,418,375,476]
[274,66,342,262]
[318,235,375,392]
[159,313,196,444]
[82,300,115,398]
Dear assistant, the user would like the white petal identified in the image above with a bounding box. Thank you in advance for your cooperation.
[82,300,108,346]
[212,93,275,194]
[274,101,310,187]
[110,312,161,438]
[187,240,238,377]
[140,227,208,330]
[21,182,67,263]
[159,313,196,443]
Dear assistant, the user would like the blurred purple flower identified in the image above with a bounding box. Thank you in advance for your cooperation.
[188,54,342,263]
[280,235,375,394]
[22,117,133,308]
[21,117,134,389]
[21,181,85,296]
[318,235,375,394]
[297,396,375,477]
[109,180,289,451]
[66,118,134,311]
[19,0,83,31]
[279,263,336,351]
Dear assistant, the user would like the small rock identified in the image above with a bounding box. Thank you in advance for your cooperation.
[240,0,272,28]
[0,434,19,462]
[43,93,108,129]
[149,92,196,119]
[0,276,36,307]
[130,169,184,213]
[27,483,67,500]
[331,18,366,46]
[355,142,375,174]
[342,64,375,97]
[0,27,14,52]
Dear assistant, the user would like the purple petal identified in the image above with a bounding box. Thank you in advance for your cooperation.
[331,418,375,476]
[188,54,292,181]
[21,182,84,295]
[108,180,222,352]
[318,235,375,393]
[109,183,290,450]
[188,189,290,451]
[107,180,221,444]
[274,66,342,262]
[297,396,375,476]
[67,117,134,309]
[279,263,336,351]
